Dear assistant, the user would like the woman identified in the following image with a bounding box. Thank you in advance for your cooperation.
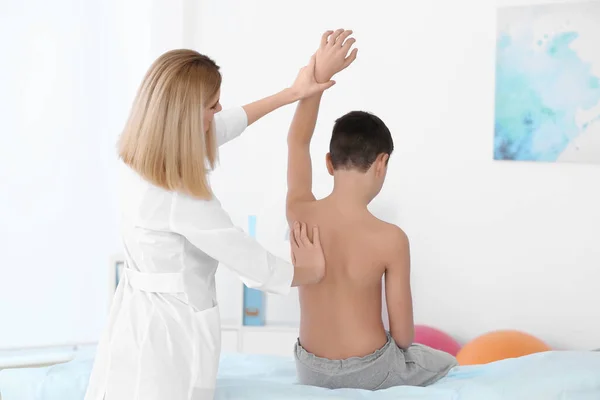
[84,35,345,400]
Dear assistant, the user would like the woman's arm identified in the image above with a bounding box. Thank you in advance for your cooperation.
[219,30,353,143]
[170,194,324,293]
[242,57,336,127]
[242,88,297,127]
[215,76,331,147]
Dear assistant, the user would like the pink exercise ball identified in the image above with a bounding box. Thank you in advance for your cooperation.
[414,325,461,356]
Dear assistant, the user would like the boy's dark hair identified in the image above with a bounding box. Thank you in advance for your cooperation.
[329,111,394,172]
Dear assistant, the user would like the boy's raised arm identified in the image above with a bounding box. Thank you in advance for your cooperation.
[286,29,358,213]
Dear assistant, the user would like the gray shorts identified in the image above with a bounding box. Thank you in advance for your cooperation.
[294,333,458,390]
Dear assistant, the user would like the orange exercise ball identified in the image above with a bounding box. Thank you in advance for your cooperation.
[457,330,551,366]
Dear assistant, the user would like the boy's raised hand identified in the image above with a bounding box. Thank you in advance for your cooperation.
[314,29,358,84]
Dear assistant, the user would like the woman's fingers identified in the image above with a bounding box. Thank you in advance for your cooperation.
[300,222,313,247]
[307,54,317,71]
[317,80,336,92]
[292,221,301,248]
[312,226,322,250]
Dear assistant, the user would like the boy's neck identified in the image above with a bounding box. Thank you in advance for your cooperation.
[328,173,373,209]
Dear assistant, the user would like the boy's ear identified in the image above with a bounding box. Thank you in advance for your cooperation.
[376,153,389,177]
[326,153,334,176]
[381,153,390,165]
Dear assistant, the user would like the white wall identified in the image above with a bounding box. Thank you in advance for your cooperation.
[197,0,600,349]
[2,0,597,351]
[0,0,189,349]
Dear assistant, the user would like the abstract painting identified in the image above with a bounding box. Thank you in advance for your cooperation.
[494,1,600,164]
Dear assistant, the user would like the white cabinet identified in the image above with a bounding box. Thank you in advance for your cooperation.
[215,263,301,357]
[221,329,239,354]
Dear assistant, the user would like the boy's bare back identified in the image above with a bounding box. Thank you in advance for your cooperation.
[283,30,457,389]
[284,29,413,363]
[290,197,409,360]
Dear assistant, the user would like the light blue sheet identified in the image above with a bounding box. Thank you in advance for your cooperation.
[1,351,600,399]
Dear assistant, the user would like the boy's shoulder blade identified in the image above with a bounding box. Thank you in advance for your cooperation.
[371,218,408,247]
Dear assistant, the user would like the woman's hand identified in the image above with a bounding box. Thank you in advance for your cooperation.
[314,29,358,83]
[290,221,325,286]
[288,55,336,101]
[241,29,357,127]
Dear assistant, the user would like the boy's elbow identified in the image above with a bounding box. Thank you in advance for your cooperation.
[391,325,414,350]
[394,334,413,350]
[394,338,413,350]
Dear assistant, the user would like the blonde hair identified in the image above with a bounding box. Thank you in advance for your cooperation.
[118,49,222,199]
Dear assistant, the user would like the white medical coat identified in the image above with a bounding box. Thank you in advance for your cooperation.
[84,107,294,400]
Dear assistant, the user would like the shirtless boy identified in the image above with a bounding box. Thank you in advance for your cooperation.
[286,29,458,391]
